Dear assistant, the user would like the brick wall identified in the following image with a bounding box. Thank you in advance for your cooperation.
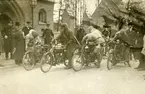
[33,1,54,33]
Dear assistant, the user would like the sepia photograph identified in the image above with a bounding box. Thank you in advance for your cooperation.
[0,0,145,94]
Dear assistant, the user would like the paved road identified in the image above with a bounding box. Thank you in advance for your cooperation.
[0,55,145,94]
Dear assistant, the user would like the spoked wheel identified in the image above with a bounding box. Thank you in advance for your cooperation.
[107,50,114,70]
[40,52,53,73]
[22,51,35,71]
[71,49,84,72]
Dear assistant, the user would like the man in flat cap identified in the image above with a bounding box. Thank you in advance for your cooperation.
[22,21,32,36]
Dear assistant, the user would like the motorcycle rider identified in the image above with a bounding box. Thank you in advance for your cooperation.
[108,22,133,66]
[82,23,105,68]
[52,23,80,69]
[25,29,42,49]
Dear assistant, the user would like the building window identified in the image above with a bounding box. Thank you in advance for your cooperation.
[39,9,46,23]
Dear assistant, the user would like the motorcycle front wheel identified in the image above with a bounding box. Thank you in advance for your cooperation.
[22,51,35,71]
[71,49,84,72]
[40,52,53,73]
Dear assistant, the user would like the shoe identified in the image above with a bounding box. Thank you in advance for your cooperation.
[65,66,71,69]
[134,67,142,69]
[137,68,145,71]
[95,63,100,68]
[0,64,4,67]
[96,65,100,68]
[17,63,22,66]
[5,58,8,60]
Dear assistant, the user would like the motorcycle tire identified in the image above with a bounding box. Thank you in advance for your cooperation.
[40,52,53,73]
[22,51,35,71]
[71,49,84,72]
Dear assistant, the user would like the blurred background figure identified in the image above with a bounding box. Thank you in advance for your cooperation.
[0,30,3,55]
[12,22,25,65]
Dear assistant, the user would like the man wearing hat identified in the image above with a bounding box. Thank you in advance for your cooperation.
[13,22,25,65]
[42,23,54,45]
[1,21,15,59]
[102,24,111,38]
[22,21,32,36]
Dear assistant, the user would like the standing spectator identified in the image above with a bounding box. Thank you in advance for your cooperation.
[0,30,3,55]
[12,22,25,65]
[1,21,14,60]
[42,24,54,45]
[22,21,32,36]
[76,25,86,44]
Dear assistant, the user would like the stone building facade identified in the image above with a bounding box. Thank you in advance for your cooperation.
[0,0,54,32]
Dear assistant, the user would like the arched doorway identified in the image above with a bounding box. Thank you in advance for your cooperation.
[0,0,24,30]
[0,14,11,31]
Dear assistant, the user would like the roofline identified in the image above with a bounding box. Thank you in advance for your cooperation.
[37,0,55,4]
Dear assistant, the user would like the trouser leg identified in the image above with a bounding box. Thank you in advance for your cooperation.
[66,43,76,68]
[5,52,9,59]
[10,52,13,59]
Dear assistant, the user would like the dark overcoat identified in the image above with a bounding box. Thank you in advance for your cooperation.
[13,30,25,60]
[1,26,14,53]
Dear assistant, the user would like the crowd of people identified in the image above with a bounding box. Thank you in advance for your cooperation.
[0,18,145,72]
[0,21,54,66]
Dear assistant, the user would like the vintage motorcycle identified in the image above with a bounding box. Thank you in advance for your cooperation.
[71,41,104,71]
[22,43,50,71]
[40,43,69,73]
[107,39,131,70]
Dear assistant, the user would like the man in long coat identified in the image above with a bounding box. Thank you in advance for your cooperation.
[13,22,25,65]
[1,21,14,59]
